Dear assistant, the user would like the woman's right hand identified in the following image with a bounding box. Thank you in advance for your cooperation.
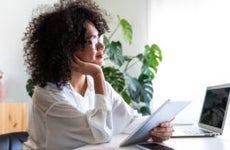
[72,56,106,94]
[72,56,102,78]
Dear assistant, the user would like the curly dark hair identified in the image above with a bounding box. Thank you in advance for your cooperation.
[23,0,109,88]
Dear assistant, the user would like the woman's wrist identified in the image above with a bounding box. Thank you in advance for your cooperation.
[93,69,106,95]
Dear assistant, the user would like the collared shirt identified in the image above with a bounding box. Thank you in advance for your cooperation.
[23,76,142,150]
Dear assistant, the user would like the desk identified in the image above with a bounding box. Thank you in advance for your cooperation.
[76,126,230,150]
[164,125,230,150]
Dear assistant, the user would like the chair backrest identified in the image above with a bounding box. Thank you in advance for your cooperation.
[0,102,28,134]
[0,132,29,150]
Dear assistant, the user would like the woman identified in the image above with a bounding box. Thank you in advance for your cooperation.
[22,0,174,149]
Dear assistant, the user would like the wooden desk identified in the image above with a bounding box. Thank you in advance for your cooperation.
[0,102,29,134]
[76,126,230,150]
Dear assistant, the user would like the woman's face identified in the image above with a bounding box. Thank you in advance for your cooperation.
[75,21,105,66]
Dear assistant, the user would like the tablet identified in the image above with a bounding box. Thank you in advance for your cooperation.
[120,100,191,147]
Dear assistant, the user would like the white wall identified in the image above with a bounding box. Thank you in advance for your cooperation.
[0,0,57,104]
[0,0,147,103]
[148,0,230,124]
[96,0,148,73]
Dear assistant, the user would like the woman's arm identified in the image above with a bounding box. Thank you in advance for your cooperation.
[72,57,106,95]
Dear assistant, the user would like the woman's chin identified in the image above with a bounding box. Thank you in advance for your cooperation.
[99,62,104,67]
[95,61,104,67]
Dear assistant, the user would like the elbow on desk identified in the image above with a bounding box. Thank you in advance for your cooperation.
[90,130,113,144]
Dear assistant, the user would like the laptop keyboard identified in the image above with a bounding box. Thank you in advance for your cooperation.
[182,127,212,135]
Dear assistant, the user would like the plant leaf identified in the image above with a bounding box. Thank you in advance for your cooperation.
[141,44,163,80]
[121,91,131,104]
[102,66,125,93]
[126,74,153,105]
[140,106,151,115]
[125,74,153,115]
[138,74,153,104]
[105,41,124,66]
[103,35,110,51]
[118,16,133,45]
[26,78,34,97]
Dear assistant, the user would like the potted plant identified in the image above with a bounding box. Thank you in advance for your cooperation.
[102,16,163,115]
[25,16,163,115]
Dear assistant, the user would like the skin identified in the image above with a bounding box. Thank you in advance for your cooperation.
[71,21,106,96]
[71,21,174,142]
[150,121,174,142]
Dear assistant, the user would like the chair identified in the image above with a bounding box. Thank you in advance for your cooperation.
[0,102,28,134]
[0,102,29,150]
[0,132,28,150]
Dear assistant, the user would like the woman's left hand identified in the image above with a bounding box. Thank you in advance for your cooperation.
[149,121,174,142]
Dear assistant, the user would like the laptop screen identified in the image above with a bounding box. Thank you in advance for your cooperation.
[199,85,230,129]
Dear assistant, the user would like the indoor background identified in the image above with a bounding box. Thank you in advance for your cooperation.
[0,0,230,125]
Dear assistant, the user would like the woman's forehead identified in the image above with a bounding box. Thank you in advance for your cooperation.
[84,21,99,39]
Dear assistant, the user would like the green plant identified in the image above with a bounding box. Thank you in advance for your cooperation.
[26,78,34,97]
[25,16,163,115]
[102,16,162,115]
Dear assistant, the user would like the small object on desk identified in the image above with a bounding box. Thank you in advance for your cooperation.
[136,142,174,150]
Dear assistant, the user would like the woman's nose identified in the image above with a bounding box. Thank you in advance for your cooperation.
[96,41,105,51]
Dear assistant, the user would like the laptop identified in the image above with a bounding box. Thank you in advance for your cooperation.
[172,83,230,137]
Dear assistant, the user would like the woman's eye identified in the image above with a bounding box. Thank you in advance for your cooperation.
[86,37,98,45]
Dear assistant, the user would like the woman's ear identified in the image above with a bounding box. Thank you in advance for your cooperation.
[72,51,78,63]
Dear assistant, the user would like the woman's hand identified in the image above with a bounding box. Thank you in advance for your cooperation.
[72,56,106,94]
[149,121,174,142]
[72,56,102,78]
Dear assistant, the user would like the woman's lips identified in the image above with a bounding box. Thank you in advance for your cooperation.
[96,53,104,59]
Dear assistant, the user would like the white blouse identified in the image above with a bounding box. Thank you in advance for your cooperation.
[22,76,143,150]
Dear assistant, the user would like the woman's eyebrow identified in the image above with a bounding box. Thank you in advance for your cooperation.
[85,34,98,40]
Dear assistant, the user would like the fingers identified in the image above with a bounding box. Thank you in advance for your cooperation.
[73,56,85,67]
[160,121,173,128]
[150,121,174,142]
[150,136,164,143]
[71,57,81,72]
[151,127,173,137]
[72,56,102,77]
